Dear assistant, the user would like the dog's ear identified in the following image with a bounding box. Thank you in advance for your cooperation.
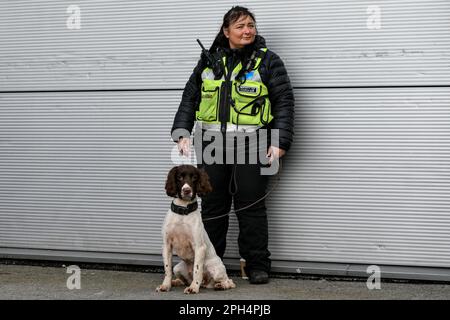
[196,168,213,197]
[165,166,178,197]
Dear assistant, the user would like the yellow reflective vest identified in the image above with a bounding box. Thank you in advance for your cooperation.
[196,48,273,130]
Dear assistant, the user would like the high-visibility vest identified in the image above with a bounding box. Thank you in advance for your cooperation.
[196,48,273,129]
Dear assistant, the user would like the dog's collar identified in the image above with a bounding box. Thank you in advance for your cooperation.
[171,200,198,215]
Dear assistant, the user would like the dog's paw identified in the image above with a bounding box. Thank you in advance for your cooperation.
[156,284,171,292]
[214,279,236,290]
[214,282,226,290]
[228,279,236,289]
[184,286,199,294]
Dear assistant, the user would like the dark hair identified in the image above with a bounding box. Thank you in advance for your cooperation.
[210,6,257,53]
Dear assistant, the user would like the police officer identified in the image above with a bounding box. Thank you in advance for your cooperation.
[171,6,294,284]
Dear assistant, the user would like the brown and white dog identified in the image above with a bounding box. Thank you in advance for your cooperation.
[156,164,235,294]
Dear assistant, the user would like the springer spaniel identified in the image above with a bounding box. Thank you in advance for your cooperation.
[156,164,236,294]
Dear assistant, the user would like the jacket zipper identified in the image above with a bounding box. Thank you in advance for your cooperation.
[219,54,234,133]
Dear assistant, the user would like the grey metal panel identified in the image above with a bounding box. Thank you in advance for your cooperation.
[226,87,450,268]
[1,0,449,90]
[0,91,179,253]
[1,88,450,270]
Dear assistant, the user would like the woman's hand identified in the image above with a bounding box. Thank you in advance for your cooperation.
[177,137,191,157]
[266,146,286,165]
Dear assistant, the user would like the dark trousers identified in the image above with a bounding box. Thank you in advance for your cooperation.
[196,130,272,273]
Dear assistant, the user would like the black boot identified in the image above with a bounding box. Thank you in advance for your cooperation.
[249,270,269,284]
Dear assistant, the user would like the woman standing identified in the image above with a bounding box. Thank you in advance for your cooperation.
[171,6,294,284]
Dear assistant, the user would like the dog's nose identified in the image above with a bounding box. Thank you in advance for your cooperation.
[182,186,192,194]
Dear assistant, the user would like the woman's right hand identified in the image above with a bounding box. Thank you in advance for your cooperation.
[177,137,191,157]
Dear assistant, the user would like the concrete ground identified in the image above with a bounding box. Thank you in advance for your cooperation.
[1,262,449,300]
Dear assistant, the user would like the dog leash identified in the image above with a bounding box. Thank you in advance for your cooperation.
[201,158,283,222]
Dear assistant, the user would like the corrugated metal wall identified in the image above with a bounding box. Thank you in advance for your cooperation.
[1,0,450,279]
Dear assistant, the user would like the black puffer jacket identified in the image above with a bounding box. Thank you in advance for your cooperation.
[171,35,295,151]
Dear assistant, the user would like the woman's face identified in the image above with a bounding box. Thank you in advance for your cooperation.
[224,15,256,49]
